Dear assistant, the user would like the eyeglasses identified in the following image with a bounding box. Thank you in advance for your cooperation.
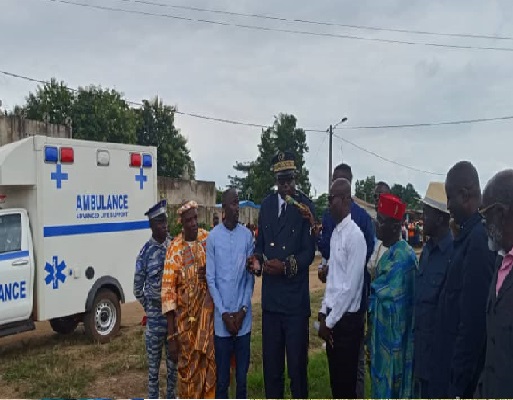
[328,194,348,203]
[478,202,508,219]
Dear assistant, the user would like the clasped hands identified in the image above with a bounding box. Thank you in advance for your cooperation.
[222,309,246,336]
[247,256,285,276]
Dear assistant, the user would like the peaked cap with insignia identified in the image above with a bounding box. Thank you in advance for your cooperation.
[272,150,297,178]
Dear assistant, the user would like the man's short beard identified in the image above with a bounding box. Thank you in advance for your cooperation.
[487,223,503,252]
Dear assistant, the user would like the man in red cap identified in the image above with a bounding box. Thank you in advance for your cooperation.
[368,193,417,399]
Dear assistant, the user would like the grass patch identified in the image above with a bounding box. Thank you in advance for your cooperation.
[243,289,328,398]
[2,349,96,398]
[0,288,373,398]
[0,327,149,398]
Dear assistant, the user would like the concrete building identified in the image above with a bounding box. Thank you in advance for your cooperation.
[158,177,217,227]
[0,115,72,145]
[215,200,260,226]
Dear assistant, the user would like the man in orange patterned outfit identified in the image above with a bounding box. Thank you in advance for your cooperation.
[161,200,216,399]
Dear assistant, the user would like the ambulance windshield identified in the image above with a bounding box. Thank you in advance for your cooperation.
[0,214,21,254]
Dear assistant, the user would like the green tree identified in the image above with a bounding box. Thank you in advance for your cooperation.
[216,187,224,204]
[24,79,136,144]
[135,97,195,179]
[313,193,329,221]
[25,78,74,124]
[391,183,421,210]
[354,175,376,203]
[72,85,137,144]
[21,80,196,179]
[229,114,311,204]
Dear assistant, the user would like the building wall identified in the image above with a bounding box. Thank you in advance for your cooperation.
[0,115,72,145]
[158,177,217,226]
[214,206,260,226]
[239,207,260,225]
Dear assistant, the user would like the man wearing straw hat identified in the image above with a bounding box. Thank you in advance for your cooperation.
[413,182,454,398]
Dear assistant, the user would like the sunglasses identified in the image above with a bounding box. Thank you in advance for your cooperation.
[277,177,294,185]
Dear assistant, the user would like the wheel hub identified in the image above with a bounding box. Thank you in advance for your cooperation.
[94,300,116,336]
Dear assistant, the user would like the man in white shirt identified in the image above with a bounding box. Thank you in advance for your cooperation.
[318,178,367,398]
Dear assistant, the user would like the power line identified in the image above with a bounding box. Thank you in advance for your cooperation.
[332,133,444,176]
[114,0,513,42]
[336,115,513,130]
[4,68,513,134]
[42,0,513,53]
[0,70,273,129]
[0,68,498,176]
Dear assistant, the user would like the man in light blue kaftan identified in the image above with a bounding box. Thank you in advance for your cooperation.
[368,193,417,399]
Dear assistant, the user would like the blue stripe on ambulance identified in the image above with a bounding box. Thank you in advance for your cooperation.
[0,250,29,261]
[44,220,150,237]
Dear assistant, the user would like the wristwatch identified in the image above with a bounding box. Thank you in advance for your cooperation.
[241,306,248,314]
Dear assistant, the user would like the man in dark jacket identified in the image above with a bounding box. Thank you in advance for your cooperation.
[249,150,316,399]
[414,182,453,397]
[317,164,375,294]
[431,161,496,398]
[477,169,513,398]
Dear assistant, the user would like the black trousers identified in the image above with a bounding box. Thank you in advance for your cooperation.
[326,310,364,399]
[262,311,309,399]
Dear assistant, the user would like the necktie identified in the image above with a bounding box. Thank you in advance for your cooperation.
[279,203,286,220]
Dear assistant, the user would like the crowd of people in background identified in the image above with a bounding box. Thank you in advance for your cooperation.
[133,150,513,399]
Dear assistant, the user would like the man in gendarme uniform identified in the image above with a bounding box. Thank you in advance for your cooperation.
[134,200,177,399]
[248,150,316,399]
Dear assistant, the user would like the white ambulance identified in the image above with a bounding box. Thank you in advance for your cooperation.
[0,135,157,343]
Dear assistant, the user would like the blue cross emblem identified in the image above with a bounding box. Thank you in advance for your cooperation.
[51,164,68,189]
[44,256,67,289]
[135,167,147,190]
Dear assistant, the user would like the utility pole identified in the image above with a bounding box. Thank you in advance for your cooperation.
[328,124,334,187]
[327,117,348,192]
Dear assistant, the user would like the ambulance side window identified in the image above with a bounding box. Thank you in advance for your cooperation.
[0,214,22,254]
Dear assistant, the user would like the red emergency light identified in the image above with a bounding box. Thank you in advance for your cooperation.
[130,152,142,167]
[60,147,74,163]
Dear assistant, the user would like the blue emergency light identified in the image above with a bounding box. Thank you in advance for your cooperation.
[142,154,152,168]
[44,146,58,163]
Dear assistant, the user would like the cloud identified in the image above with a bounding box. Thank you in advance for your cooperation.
[1,0,513,200]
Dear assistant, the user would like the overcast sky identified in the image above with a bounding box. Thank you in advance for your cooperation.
[1,0,513,199]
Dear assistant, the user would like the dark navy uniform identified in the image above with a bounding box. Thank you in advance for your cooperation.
[134,200,177,399]
[253,151,316,399]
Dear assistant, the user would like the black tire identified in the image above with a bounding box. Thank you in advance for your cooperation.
[50,316,79,335]
[83,288,121,343]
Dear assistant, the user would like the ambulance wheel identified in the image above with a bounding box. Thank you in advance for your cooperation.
[84,289,121,343]
[50,316,79,335]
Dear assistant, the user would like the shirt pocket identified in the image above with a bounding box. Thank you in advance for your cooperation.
[422,272,445,304]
